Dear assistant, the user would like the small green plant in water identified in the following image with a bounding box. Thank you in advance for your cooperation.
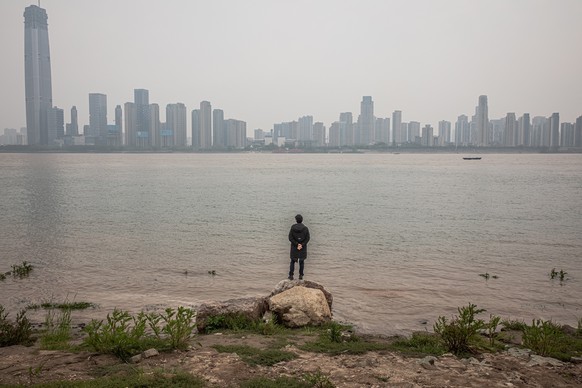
[11,261,34,278]
[479,273,490,280]
[433,303,486,355]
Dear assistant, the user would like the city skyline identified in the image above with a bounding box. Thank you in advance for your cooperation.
[1,0,582,135]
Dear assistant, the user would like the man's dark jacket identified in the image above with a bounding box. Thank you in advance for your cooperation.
[289,223,310,260]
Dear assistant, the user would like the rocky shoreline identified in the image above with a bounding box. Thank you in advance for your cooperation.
[1,280,581,387]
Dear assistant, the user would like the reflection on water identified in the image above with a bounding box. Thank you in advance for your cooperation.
[0,153,581,334]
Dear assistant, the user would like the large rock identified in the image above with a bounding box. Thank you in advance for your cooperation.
[196,297,268,333]
[270,279,333,310]
[269,286,332,328]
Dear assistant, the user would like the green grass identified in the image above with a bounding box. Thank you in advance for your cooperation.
[212,344,296,366]
[0,305,33,347]
[203,312,288,336]
[389,332,446,357]
[40,308,72,350]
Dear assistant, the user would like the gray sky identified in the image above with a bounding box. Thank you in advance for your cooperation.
[2,0,581,134]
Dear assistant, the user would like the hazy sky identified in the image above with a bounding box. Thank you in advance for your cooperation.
[1,0,581,134]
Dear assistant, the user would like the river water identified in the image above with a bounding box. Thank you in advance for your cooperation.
[0,152,581,334]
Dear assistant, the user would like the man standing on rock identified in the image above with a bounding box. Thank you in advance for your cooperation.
[288,214,310,280]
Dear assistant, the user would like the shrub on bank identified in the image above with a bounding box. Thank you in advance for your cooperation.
[0,305,33,347]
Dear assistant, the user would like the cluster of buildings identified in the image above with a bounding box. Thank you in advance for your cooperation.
[8,5,581,150]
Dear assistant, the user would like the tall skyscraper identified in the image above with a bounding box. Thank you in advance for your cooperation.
[89,93,108,144]
[438,120,451,145]
[166,103,187,147]
[374,118,390,144]
[191,109,200,149]
[421,124,434,146]
[124,102,136,147]
[47,106,63,144]
[517,113,530,147]
[455,115,470,146]
[313,122,325,147]
[298,115,314,142]
[24,5,53,145]
[149,103,161,147]
[358,96,374,145]
[66,106,79,136]
[392,110,402,145]
[213,109,225,148]
[339,112,353,147]
[199,101,212,149]
[503,113,517,147]
[114,105,122,146]
[408,121,421,144]
[476,95,489,146]
[548,113,560,148]
[134,89,150,147]
[575,116,582,148]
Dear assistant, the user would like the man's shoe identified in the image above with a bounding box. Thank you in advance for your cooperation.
[299,276,303,280]
[288,276,293,280]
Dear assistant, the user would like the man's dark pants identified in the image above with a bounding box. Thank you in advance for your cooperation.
[289,258,304,279]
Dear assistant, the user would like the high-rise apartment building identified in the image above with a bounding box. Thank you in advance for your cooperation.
[298,115,314,143]
[455,115,470,146]
[24,5,53,145]
[374,118,390,144]
[531,116,547,147]
[134,89,150,147]
[560,123,575,147]
[392,110,402,145]
[191,109,200,149]
[476,95,489,146]
[149,103,161,147]
[408,121,420,144]
[47,106,63,144]
[225,119,246,149]
[575,116,582,147]
[66,106,79,136]
[89,93,108,144]
[357,97,374,145]
[503,113,517,147]
[114,105,122,146]
[124,102,136,147]
[421,124,434,146]
[312,122,325,147]
[548,113,560,148]
[167,103,187,147]
[199,101,212,149]
[517,113,530,147]
[339,112,353,147]
[213,109,225,148]
[438,120,451,146]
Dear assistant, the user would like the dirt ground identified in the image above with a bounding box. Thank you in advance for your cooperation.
[1,330,581,387]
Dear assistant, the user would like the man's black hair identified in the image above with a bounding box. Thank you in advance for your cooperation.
[295,214,303,223]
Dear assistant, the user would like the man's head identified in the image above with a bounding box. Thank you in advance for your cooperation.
[295,214,303,223]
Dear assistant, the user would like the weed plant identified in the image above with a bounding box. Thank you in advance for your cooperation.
[83,307,196,360]
[83,309,166,360]
[303,370,336,388]
[147,307,196,350]
[301,325,388,356]
[213,344,296,366]
[0,272,6,281]
[486,314,501,346]
[522,319,563,357]
[550,268,568,281]
[203,312,286,336]
[433,303,486,355]
[0,305,33,347]
[40,307,72,350]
